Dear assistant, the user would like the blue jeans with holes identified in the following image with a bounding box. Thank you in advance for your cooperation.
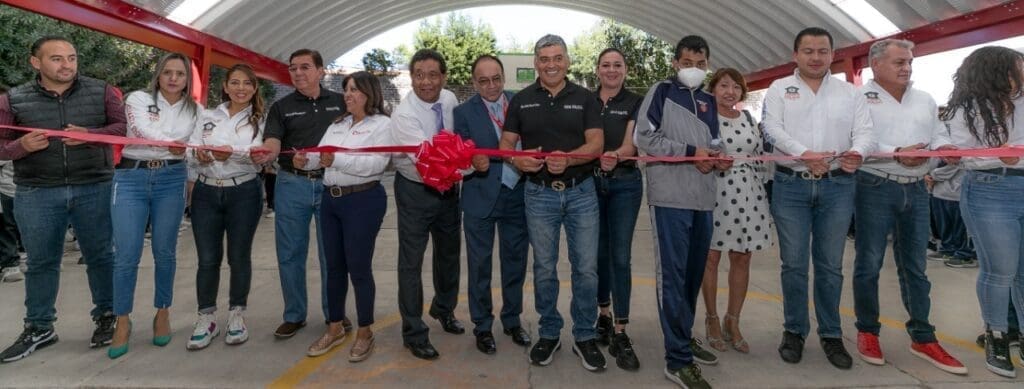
[525,178,599,341]
[112,163,186,315]
[274,171,328,324]
[770,171,855,338]
[959,171,1024,332]
[16,182,114,329]
[596,168,643,323]
[852,172,935,343]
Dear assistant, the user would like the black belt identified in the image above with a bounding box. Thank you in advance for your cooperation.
[776,165,851,180]
[117,158,183,169]
[527,175,592,191]
[326,181,378,197]
[283,167,323,179]
[595,165,639,179]
[977,168,1024,177]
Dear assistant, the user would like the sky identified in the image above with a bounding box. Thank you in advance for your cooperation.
[333,5,601,68]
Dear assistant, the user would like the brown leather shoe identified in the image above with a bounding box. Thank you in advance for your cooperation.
[307,328,348,357]
[274,321,306,339]
[348,333,375,362]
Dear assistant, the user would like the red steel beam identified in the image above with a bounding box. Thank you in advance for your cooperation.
[0,0,290,87]
[746,0,1024,90]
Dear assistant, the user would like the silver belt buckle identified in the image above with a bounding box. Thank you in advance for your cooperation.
[215,178,224,186]
[800,171,822,180]
[550,180,566,191]
[147,160,162,169]
[330,186,344,197]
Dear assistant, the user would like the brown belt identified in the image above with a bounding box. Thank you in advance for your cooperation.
[326,181,379,197]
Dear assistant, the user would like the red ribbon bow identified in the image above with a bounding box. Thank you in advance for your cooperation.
[415,130,476,192]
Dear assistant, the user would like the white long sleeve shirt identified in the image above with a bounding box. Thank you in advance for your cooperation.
[947,96,1024,170]
[124,90,197,160]
[859,80,951,177]
[762,70,875,171]
[187,102,264,179]
[390,90,457,183]
[303,114,393,186]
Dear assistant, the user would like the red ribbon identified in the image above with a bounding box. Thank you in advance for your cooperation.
[3,124,1024,192]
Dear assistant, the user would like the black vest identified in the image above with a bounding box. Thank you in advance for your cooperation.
[7,76,114,187]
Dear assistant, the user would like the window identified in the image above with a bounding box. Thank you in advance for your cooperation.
[516,68,535,83]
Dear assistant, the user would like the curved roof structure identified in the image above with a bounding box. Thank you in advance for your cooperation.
[123,0,1011,75]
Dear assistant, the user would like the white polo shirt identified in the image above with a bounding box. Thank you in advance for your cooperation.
[859,80,951,177]
[947,96,1024,170]
[390,89,457,183]
[762,70,875,171]
[124,90,197,160]
[303,114,393,186]
[187,102,264,179]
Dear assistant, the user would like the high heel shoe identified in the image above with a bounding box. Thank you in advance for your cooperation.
[107,320,132,359]
[704,314,727,352]
[152,313,172,347]
[723,313,750,353]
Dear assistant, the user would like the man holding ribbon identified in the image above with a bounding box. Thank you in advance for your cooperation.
[0,36,125,363]
[453,54,531,355]
[390,48,463,361]
[850,38,966,374]
[501,34,606,372]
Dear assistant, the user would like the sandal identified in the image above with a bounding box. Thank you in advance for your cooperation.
[723,313,750,353]
[704,314,727,352]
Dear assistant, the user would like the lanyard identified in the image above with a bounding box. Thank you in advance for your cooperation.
[485,97,508,130]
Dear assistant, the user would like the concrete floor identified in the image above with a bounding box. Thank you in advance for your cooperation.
[0,172,1021,388]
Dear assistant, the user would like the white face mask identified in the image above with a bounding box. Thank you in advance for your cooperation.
[677,67,706,89]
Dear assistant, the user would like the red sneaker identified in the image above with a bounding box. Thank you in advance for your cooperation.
[910,341,968,375]
[857,331,885,365]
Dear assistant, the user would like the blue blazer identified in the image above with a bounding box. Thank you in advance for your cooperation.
[453,91,517,219]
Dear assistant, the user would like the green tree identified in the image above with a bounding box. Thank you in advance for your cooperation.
[391,44,412,69]
[361,48,395,74]
[569,20,674,90]
[412,13,497,85]
[0,5,164,93]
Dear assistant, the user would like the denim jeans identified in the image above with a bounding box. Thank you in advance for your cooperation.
[852,172,935,342]
[0,193,20,268]
[596,168,643,323]
[112,163,187,315]
[321,183,387,327]
[191,178,262,312]
[274,171,328,324]
[16,182,114,329]
[960,171,1024,332]
[525,178,599,341]
[930,197,975,259]
[770,172,855,338]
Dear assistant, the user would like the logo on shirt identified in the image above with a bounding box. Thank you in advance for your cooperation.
[784,86,800,100]
[284,111,306,117]
[325,106,342,112]
[697,101,708,113]
[563,104,584,111]
[202,121,216,133]
[147,104,160,120]
[864,91,882,104]
[520,103,541,109]
[608,110,630,116]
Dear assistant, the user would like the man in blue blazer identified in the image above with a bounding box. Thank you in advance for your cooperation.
[453,55,531,355]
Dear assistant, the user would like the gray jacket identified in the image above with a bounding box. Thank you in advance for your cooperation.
[0,161,14,198]
[930,163,964,202]
[635,79,717,211]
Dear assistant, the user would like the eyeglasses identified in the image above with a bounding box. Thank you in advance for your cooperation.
[412,72,443,82]
[475,76,503,87]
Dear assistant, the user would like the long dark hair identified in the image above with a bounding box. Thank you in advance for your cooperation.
[336,71,388,122]
[941,46,1024,146]
[220,64,264,140]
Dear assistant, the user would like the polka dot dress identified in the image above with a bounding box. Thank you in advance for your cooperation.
[711,112,772,253]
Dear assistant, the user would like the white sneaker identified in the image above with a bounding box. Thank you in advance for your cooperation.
[186,312,219,350]
[225,307,248,345]
[264,210,275,219]
[1,266,23,282]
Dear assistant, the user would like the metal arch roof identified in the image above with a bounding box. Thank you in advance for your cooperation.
[124,0,1011,75]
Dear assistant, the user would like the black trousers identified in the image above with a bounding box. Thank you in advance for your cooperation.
[395,173,461,343]
[191,179,262,312]
[0,193,20,268]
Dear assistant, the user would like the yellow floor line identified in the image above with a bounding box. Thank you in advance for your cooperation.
[270,276,984,388]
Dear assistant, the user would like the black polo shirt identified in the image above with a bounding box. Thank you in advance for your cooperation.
[597,87,643,167]
[504,80,602,181]
[264,86,346,171]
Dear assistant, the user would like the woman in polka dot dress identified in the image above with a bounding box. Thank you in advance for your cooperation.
[700,68,772,354]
